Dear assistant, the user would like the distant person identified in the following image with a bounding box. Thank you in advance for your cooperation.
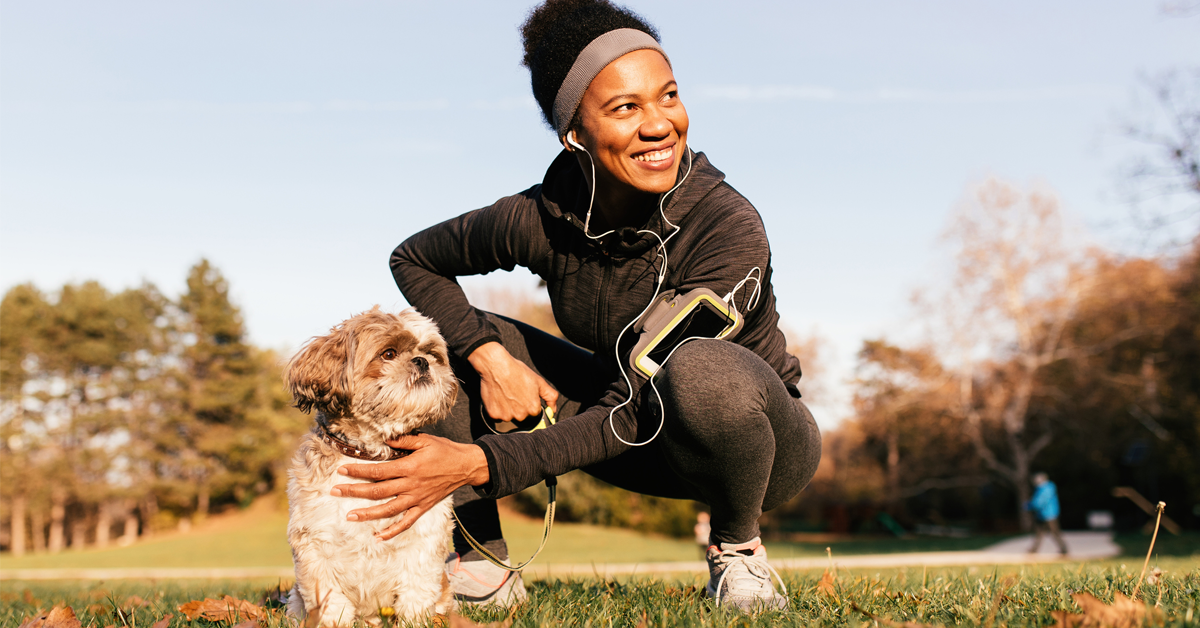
[330,0,822,612]
[1026,472,1068,555]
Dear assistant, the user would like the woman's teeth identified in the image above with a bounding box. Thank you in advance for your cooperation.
[634,147,673,162]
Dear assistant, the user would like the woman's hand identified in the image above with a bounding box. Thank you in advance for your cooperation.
[332,433,489,541]
[468,341,558,422]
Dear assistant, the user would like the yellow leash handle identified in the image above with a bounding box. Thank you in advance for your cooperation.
[453,406,558,572]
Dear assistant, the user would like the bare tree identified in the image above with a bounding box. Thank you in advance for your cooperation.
[934,179,1094,530]
[1117,68,1200,247]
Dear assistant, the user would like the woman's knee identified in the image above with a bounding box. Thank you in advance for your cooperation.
[656,340,775,407]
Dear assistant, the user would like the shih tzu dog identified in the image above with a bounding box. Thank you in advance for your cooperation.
[284,307,459,626]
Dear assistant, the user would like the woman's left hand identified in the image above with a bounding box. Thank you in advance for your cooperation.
[331,433,489,541]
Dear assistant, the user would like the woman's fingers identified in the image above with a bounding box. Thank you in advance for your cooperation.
[345,494,413,522]
[336,459,407,483]
[375,508,425,541]
[332,476,406,501]
[539,376,560,412]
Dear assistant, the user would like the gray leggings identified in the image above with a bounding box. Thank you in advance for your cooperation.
[428,314,821,558]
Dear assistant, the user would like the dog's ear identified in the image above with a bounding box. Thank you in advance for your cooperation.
[286,326,356,417]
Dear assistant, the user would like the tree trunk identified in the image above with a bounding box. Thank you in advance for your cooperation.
[70,518,88,550]
[95,501,112,548]
[119,499,138,546]
[1015,477,1032,532]
[10,495,27,556]
[195,483,210,524]
[139,495,158,538]
[47,488,66,553]
[886,431,900,497]
[30,508,45,552]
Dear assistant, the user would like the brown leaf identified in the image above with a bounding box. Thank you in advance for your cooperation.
[149,614,173,628]
[816,569,837,597]
[22,590,39,606]
[177,595,263,622]
[1050,610,1085,628]
[17,606,84,628]
[634,610,648,628]
[1051,591,1164,628]
[230,621,260,628]
[123,595,151,608]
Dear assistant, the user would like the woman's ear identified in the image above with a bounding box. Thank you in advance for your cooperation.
[563,129,586,153]
[285,327,356,417]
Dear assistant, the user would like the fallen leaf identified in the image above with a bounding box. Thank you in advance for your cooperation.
[123,595,151,608]
[149,614,173,628]
[22,590,40,606]
[816,570,837,597]
[230,621,260,628]
[1050,591,1163,628]
[634,610,648,628]
[178,595,263,622]
[17,606,84,628]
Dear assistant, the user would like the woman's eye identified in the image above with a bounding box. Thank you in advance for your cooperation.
[381,349,397,360]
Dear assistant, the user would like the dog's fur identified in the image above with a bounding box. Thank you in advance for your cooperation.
[284,307,459,626]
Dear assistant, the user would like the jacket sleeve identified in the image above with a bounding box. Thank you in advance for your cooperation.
[471,184,789,499]
[390,187,544,359]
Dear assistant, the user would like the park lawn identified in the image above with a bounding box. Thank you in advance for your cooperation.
[0,502,704,571]
[2,557,1198,627]
[0,499,1042,572]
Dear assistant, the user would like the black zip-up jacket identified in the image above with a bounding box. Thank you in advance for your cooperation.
[391,148,801,498]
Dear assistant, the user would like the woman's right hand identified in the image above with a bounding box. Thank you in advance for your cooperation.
[467,341,558,422]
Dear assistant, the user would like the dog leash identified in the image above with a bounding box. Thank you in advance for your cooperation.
[453,406,558,572]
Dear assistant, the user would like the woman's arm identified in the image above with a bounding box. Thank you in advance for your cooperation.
[389,186,545,361]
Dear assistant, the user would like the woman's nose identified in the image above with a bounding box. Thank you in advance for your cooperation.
[640,106,672,140]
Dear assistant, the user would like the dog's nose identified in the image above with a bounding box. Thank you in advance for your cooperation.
[411,356,429,374]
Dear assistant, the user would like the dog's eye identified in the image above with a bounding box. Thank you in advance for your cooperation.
[381,349,397,360]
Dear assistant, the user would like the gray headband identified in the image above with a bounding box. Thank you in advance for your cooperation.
[552,28,670,137]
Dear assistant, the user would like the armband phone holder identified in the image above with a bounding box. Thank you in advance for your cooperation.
[630,287,743,379]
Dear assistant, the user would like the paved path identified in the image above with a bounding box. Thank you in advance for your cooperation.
[522,531,1121,578]
[0,532,1121,580]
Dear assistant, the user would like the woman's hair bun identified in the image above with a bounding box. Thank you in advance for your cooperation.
[520,0,659,131]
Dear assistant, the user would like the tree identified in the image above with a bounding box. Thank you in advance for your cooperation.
[933,179,1100,530]
[1117,68,1200,247]
[1,281,165,551]
[171,260,262,519]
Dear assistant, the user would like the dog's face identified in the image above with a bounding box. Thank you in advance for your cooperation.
[285,307,457,450]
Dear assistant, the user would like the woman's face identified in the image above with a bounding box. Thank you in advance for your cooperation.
[569,49,689,203]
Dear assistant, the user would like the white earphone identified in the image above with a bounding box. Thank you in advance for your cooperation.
[559,128,761,447]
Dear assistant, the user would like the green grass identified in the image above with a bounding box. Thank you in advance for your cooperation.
[0,506,1034,572]
[0,510,293,570]
[762,534,1019,559]
[3,558,1197,626]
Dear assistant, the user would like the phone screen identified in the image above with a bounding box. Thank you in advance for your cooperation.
[645,301,734,366]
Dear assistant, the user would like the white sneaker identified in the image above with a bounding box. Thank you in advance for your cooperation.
[444,553,528,608]
[705,537,788,612]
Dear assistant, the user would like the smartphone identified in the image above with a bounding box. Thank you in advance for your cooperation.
[630,289,741,378]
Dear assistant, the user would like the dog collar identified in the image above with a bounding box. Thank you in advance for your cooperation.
[318,425,411,462]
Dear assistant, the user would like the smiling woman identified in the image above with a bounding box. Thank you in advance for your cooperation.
[330,0,823,614]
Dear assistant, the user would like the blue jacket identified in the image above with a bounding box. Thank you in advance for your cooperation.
[1027,481,1060,522]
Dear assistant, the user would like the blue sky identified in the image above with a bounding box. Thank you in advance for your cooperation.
[2,1,1196,420]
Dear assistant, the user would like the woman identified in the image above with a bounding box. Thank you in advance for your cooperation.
[332,0,821,612]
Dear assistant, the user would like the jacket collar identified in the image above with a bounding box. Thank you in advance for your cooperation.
[538,147,726,257]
